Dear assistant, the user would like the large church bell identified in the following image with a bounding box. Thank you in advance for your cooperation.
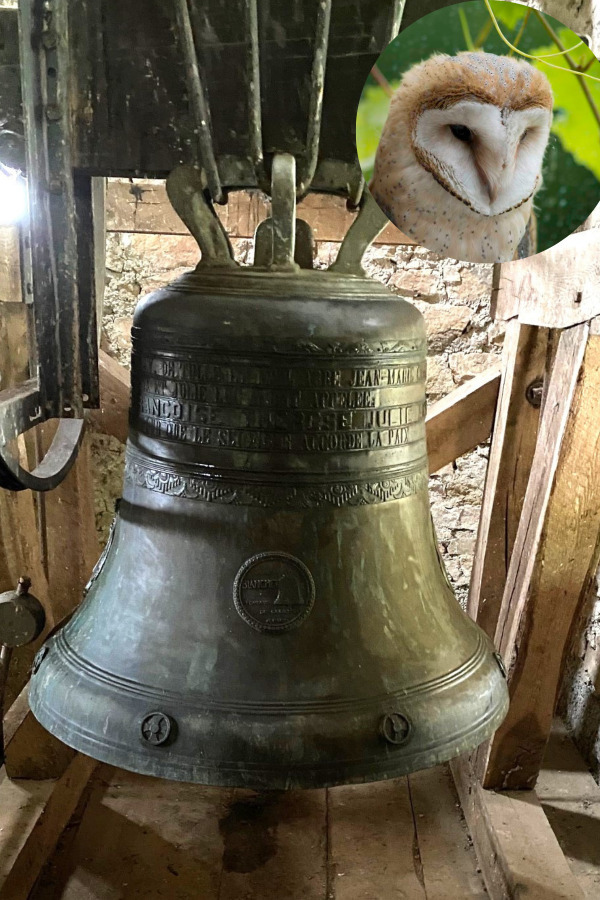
[30,154,508,787]
[23,0,508,789]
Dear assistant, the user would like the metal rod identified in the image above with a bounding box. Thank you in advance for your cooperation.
[388,0,407,42]
[175,0,223,203]
[297,0,332,196]
[246,0,264,181]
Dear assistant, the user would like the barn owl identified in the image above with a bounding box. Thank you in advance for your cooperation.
[370,52,553,262]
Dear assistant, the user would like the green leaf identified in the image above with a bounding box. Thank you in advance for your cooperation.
[355,84,398,182]
[488,1,527,31]
[528,31,600,180]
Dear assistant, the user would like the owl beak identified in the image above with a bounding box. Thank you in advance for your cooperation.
[475,162,499,205]
[485,179,499,204]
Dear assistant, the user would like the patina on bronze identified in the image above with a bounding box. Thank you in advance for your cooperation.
[30,247,508,787]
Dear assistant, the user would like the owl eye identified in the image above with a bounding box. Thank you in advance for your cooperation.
[449,124,473,142]
[520,128,531,143]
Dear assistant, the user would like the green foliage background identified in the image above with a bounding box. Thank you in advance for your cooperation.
[356,1,600,253]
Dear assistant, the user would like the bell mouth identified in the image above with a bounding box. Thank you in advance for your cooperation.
[30,618,508,790]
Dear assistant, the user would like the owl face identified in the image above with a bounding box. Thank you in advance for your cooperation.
[413,99,552,216]
[371,52,554,262]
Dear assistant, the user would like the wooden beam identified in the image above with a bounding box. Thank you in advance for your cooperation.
[89,349,130,443]
[0,227,22,303]
[494,230,600,328]
[481,327,600,790]
[0,244,99,728]
[451,756,585,900]
[105,180,416,245]
[0,754,97,900]
[426,364,501,474]
[467,322,548,637]
[3,698,75,780]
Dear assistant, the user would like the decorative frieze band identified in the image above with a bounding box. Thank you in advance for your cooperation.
[124,456,429,508]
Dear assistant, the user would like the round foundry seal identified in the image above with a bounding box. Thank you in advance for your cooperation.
[233,551,315,633]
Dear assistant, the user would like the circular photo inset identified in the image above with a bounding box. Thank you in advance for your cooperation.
[356,1,600,263]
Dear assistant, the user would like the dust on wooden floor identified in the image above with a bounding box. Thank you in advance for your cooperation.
[31,763,487,899]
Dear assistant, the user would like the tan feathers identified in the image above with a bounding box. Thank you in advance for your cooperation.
[370,52,553,262]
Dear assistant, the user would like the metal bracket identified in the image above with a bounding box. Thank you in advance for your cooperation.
[166,166,236,267]
[330,190,389,276]
[0,418,84,492]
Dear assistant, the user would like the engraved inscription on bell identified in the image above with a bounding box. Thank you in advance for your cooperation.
[233,552,316,633]
[135,350,427,454]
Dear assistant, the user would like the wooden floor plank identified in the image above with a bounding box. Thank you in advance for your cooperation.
[30,766,490,899]
[217,788,327,900]
[0,773,54,889]
[537,721,600,899]
[0,754,97,900]
[452,755,586,900]
[33,768,230,899]
[408,766,487,899]
[327,777,426,899]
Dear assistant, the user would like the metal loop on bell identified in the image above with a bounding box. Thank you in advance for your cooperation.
[269,154,298,271]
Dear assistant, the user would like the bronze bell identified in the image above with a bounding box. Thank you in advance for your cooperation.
[29,169,508,789]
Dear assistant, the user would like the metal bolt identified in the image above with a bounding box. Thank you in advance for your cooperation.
[140,711,173,746]
[45,104,61,122]
[525,378,544,408]
[41,31,57,50]
[380,712,411,746]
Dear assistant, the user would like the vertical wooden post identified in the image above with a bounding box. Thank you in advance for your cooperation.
[481,325,600,789]
[468,321,548,638]
[0,224,100,778]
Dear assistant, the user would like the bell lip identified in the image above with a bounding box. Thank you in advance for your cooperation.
[30,688,508,790]
[29,628,509,790]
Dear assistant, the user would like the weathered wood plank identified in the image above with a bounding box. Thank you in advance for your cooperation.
[482,327,600,790]
[0,776,55,891]
[0,754,97,900]
[105,181,415,244]
[88,350,130,444]
[537,720,600,898]
[409,766,487,898]
[328,777,427,898]
[35,425,100,628]
[217,789,327,900]
[452,756,586,900]
[467,321,548,637]
[0,299,49,711]
[4,702,75,781]
[494,231,600,328]
[426,364,501,474]
[0,226,22,303]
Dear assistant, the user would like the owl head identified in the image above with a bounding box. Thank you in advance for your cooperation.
[375,51,553,221]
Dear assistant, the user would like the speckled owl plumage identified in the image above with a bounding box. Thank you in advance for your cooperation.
[371,52,553,262]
